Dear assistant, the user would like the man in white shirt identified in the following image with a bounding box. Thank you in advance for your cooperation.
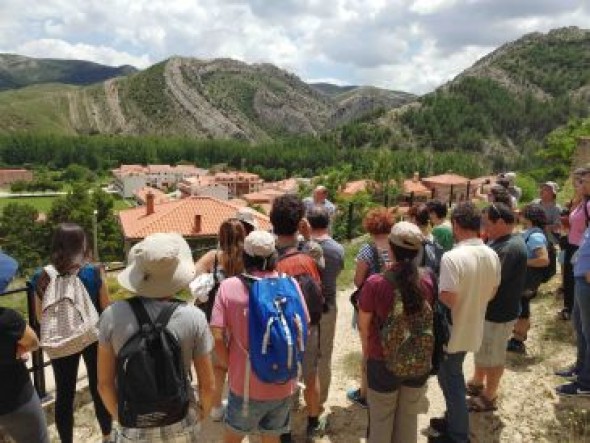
[429,202,501,443]
[303,186,336,219]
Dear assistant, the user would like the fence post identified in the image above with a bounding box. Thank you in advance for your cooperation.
[26,282,47,400]
[449,185,454,208]
[347,202,354,241]
[466,181,471,201]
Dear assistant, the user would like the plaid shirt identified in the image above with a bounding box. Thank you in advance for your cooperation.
[115,411,200,442]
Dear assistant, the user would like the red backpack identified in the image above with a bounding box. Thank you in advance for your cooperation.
[277,249,324,325]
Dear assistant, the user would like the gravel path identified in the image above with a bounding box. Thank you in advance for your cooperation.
[46,279,589,442]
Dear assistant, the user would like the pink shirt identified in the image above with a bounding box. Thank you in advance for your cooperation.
[569,201,590,246]
[210,271,309,401]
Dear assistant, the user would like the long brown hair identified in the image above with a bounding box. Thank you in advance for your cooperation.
[51,223,90,274]
[390,242,423,315]
[219,219,245,276]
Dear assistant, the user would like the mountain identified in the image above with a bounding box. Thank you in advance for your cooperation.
[379,26,590,160]
[0,54,136,90]
[0,57,415,140]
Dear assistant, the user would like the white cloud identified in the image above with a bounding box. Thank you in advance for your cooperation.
[15,39,151,68]
[0,0,589,94]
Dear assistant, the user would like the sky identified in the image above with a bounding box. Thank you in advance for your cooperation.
[1,0,588,94]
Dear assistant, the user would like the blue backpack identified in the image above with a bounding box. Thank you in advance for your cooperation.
[240,274,308,385]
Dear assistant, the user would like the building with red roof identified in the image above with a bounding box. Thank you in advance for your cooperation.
[0,169,33,186]
[421,173,473,203]
[118,195,271,252]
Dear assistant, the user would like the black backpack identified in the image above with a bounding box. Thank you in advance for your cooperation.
[116,298,189,428]
[422,239,444,276]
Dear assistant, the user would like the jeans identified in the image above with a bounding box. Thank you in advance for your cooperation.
[573,277,590,389]
[0,391,49,443]
[437,352,468,443]
[564,244,579,312]
[51,342,112,443]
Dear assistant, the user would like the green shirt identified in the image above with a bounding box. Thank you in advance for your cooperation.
[432,223,454,251]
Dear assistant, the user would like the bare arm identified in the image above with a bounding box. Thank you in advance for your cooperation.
[358,309,373,358]
[440,290,458,309]
[97,343,119,420]
[98,267,111,311]
[195,250,216,275]
[193,353,215,420]
[528,247,549,268]
[353,261,370,289]
[211,327,228,370]
[17,325,39,358]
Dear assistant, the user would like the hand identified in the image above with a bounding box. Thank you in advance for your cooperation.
[298,218,311,240]
[585,272,590,284]
[16,344,29,361]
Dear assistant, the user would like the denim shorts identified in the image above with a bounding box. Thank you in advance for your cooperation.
[225,392,291,436]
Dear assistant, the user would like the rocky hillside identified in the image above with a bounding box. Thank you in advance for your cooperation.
[379,26,590,159]
[0,54,136,90]
[0,57,415,140]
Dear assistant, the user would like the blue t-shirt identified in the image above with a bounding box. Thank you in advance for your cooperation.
[522,228,547,259]
[31,263,102,311]
[574,228,590,278]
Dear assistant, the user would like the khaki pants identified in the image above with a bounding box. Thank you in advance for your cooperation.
[318,303,338,405]
[367,385,428,443]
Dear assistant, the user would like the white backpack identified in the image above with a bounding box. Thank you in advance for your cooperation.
[40,265,100,359]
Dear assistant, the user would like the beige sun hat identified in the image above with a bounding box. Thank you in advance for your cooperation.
[235,207,259,230]
[388,221,424,251]
[243,230,275,258]
[118,233,195,298]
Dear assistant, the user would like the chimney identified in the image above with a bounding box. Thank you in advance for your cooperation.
[146,192,155,216]
[194,214,202,233]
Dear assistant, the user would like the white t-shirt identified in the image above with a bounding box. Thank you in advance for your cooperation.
[439,238,501,353]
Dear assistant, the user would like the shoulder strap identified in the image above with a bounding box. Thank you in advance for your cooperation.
[154,301,181,329]
[369,243,383,272]
[277,249,300,262]
[127,297,153,328]
[212,251,220,284]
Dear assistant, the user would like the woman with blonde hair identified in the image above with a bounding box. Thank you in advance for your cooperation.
[194,217,246,421]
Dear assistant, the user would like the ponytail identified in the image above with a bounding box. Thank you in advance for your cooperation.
[390,243,423,315]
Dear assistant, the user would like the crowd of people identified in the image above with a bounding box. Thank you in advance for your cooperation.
[0,172,589,443]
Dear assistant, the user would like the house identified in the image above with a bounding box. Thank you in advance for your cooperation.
[243,189,286,214]
[402,172,432,203]
[340,180,376,197]
[212,171,264,198]
[112,164,207,198]
[0,169,33,186]
[421,173,472,203]
[118,194,271,254]
[132,186,170,205]
[262,178,299,194]
[177,176,230,200]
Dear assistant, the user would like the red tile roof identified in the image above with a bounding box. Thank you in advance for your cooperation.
[119,196,271,240]
[133,186,170,204]
[422,173,470,186]
[341,180,376,196]
[403,179,431,196]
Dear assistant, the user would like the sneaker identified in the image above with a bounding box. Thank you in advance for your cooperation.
[280,432,293,443]
[209,399,227,421]
[555,367,578,381]
[428,434,456,443]
[346,388,368,408]
[428,417,447,437]
[306,419,326,442]
[556,382,590,397]
[507,338,526,354]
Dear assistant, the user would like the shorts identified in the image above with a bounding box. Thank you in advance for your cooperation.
[225,392,291,436]
[474,320,516,367]
[115,410,200,442]
[302,324,320,381]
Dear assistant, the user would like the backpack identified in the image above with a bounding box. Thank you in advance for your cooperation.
[277,247,324,325]
[197,252,221,322]
[239,274,308,386]
[380,270,434,382]
[422,239,444,276]
[39,265,100,359]
[524,229,554,289]
[116,298,189,428]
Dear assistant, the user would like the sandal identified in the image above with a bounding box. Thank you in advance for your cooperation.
[466,382,484,397]
[468,395,498,412]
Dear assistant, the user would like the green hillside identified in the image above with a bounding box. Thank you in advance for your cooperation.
[0,54,136,90]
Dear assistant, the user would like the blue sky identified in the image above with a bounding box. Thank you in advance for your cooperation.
[0,0,588,94]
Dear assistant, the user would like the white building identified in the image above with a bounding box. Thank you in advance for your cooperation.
[112,164,207,198]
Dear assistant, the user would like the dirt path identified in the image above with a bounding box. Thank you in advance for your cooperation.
[48,279,589,442]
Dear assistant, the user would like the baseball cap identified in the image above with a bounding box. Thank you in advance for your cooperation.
[244,230,275,258]
[388,221,424,251]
